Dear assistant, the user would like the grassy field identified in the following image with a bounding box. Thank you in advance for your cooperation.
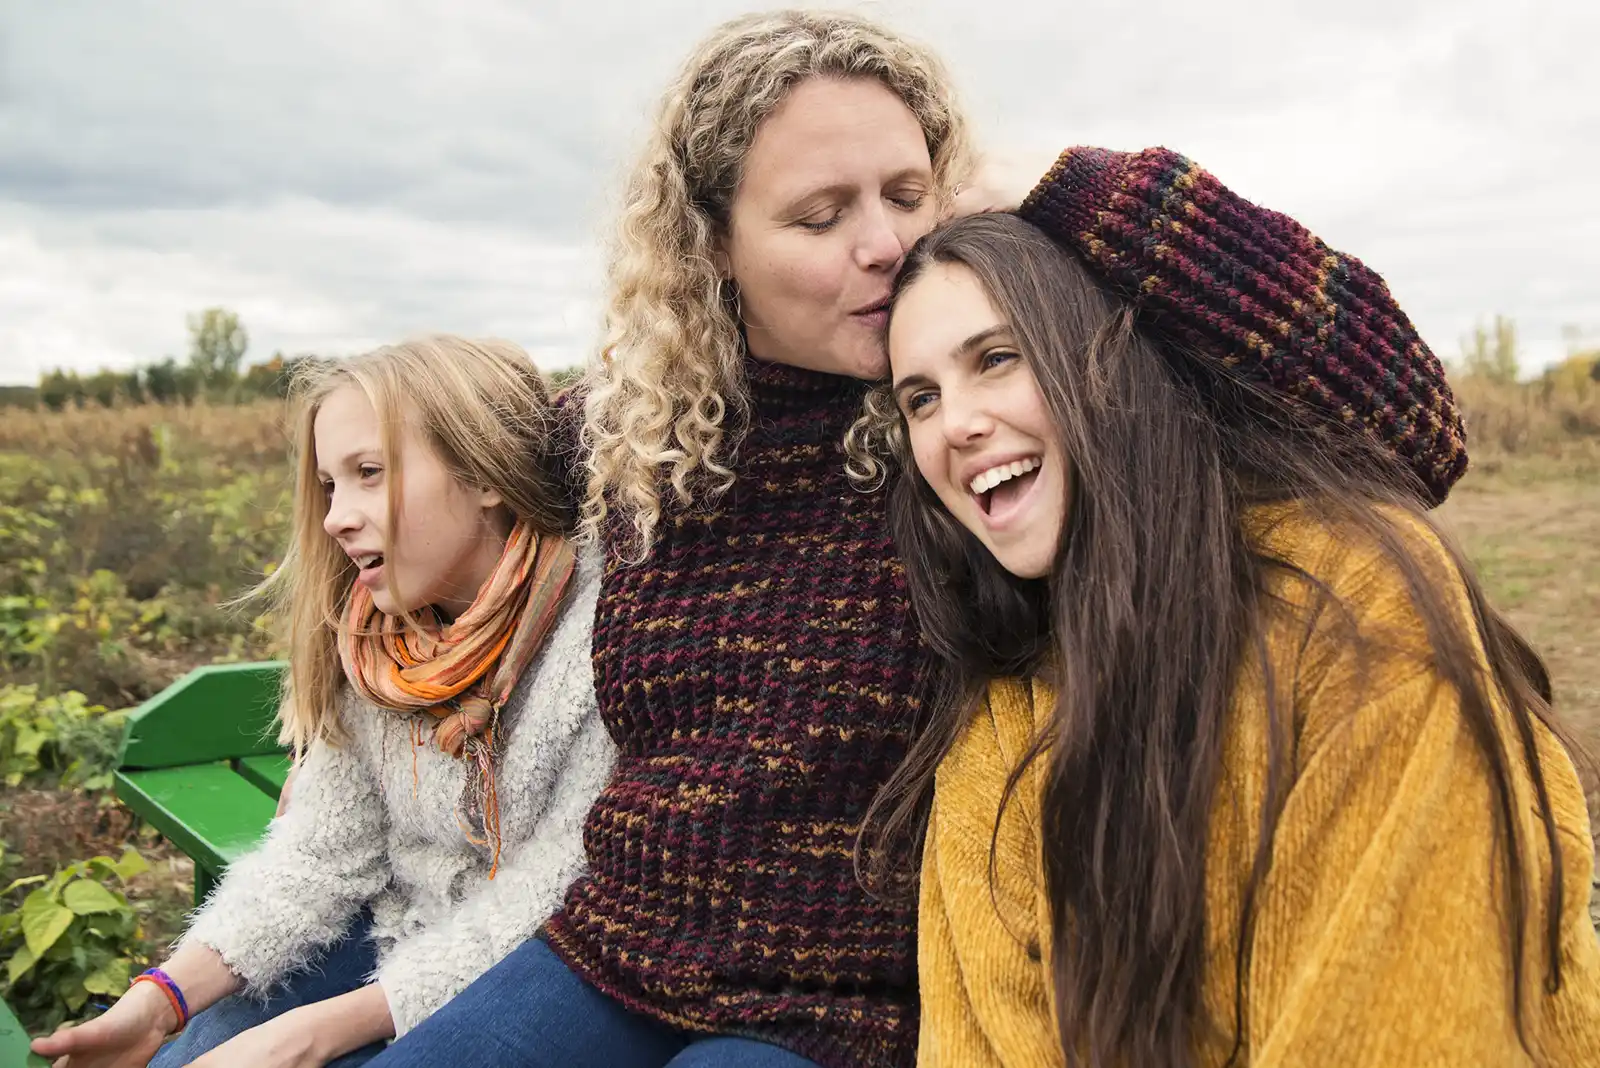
[1440,452,1600,743]
[1436,443,1600,926]
[0,380,1597,1031]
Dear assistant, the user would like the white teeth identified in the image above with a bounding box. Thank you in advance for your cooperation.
[968,457,1040,496]
[356,554,381,569]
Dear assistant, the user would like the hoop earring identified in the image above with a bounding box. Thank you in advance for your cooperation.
[722,278,744,326]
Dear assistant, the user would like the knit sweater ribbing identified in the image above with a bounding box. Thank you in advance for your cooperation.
[542,357,929,1068]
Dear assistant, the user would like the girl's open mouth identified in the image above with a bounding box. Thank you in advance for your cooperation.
[970,457,1042,525]
[354,553,386,587]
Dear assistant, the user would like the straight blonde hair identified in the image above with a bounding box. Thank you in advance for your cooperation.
[578,9,973,561]
[252,336,572,754]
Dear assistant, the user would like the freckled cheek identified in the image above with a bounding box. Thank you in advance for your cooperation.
[754,241,849,310]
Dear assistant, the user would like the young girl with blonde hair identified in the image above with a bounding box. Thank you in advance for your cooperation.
[34,336,615,1068]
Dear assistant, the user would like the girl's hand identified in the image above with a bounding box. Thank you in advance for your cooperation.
[189,985,394,1068]
[188,1010,324,1068]
[31,981,175,1068]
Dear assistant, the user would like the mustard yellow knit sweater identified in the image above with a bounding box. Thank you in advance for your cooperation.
[918,507,1600,1067]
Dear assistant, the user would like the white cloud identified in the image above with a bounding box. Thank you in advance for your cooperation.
[2,0,1595,384]
[0,201,598,381]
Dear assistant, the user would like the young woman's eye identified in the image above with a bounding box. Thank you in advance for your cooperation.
[980,348,1020,372]
[320,479,335,496]
[904,389,938,415]
[888,192,928,212]
[358,464,383,480]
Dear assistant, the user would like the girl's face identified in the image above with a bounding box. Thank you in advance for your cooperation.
[314,384,507,618]
[889,262,1070,580]
[718,76,938,381]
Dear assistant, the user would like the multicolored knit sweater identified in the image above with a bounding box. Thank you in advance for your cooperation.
[541,356,928,1068]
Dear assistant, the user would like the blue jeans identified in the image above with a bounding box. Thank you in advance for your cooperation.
[370,937,821,1068]
[150,914,382,1068]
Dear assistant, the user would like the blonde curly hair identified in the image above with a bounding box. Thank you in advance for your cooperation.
[578,9,973,560]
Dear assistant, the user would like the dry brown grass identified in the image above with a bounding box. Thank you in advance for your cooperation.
[1441,375,1600,751]
[1439,451,1600,755]
[1454,374,1600,458]
[1,402,292,707]
[0,400,290,461]
[1435,435,1600,923]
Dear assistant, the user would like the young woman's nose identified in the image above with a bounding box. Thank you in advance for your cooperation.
[939,390,996,449]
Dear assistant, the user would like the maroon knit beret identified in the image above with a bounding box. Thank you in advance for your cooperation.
[1018,146,1468,506]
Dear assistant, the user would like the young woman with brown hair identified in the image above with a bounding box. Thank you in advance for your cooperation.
[881,149,1600,1066]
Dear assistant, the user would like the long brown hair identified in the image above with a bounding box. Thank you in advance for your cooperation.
[864,214,1583,1067]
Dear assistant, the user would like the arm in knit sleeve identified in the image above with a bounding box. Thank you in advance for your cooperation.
[175,697,391,996]
[375,551,612,1036]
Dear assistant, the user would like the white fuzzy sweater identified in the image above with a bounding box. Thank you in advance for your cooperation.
[179,551,613,1035]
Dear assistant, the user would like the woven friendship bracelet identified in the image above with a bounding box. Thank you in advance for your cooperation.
[131,967,190,1034]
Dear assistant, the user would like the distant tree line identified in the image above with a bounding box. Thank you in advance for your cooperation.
[6,308,310,411]
[5,307,586,410]
[1453,315,1598,390]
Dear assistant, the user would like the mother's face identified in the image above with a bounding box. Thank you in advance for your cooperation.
[719,76,937,381]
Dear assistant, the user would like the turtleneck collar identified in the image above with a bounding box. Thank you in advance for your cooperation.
[741,349,868,417]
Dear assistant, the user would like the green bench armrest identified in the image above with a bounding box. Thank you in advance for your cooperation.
[118,662,288,771]
[236,754,292,796]
[115,661,291,904]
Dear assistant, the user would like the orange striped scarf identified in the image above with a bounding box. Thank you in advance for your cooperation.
[338,521,577,876]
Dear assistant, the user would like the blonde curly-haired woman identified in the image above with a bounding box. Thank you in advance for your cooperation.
[374,11,982,1068]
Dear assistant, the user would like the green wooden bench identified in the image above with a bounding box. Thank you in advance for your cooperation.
[0,994,48,1067]
[113,662,290,906]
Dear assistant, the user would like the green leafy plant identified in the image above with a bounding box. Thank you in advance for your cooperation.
[0,685,127,789]
[0,847,149,1033]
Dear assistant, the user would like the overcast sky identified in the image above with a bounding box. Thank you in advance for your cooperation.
[2,0,1596,385]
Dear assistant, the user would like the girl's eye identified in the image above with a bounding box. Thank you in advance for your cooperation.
[904,389,937,415]
[889,192,928,211]
[320,480,335,496]
[980,348,1020,372]
[358,464,383,480]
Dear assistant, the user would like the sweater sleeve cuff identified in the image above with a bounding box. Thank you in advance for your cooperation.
[1016,148,1081,242]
